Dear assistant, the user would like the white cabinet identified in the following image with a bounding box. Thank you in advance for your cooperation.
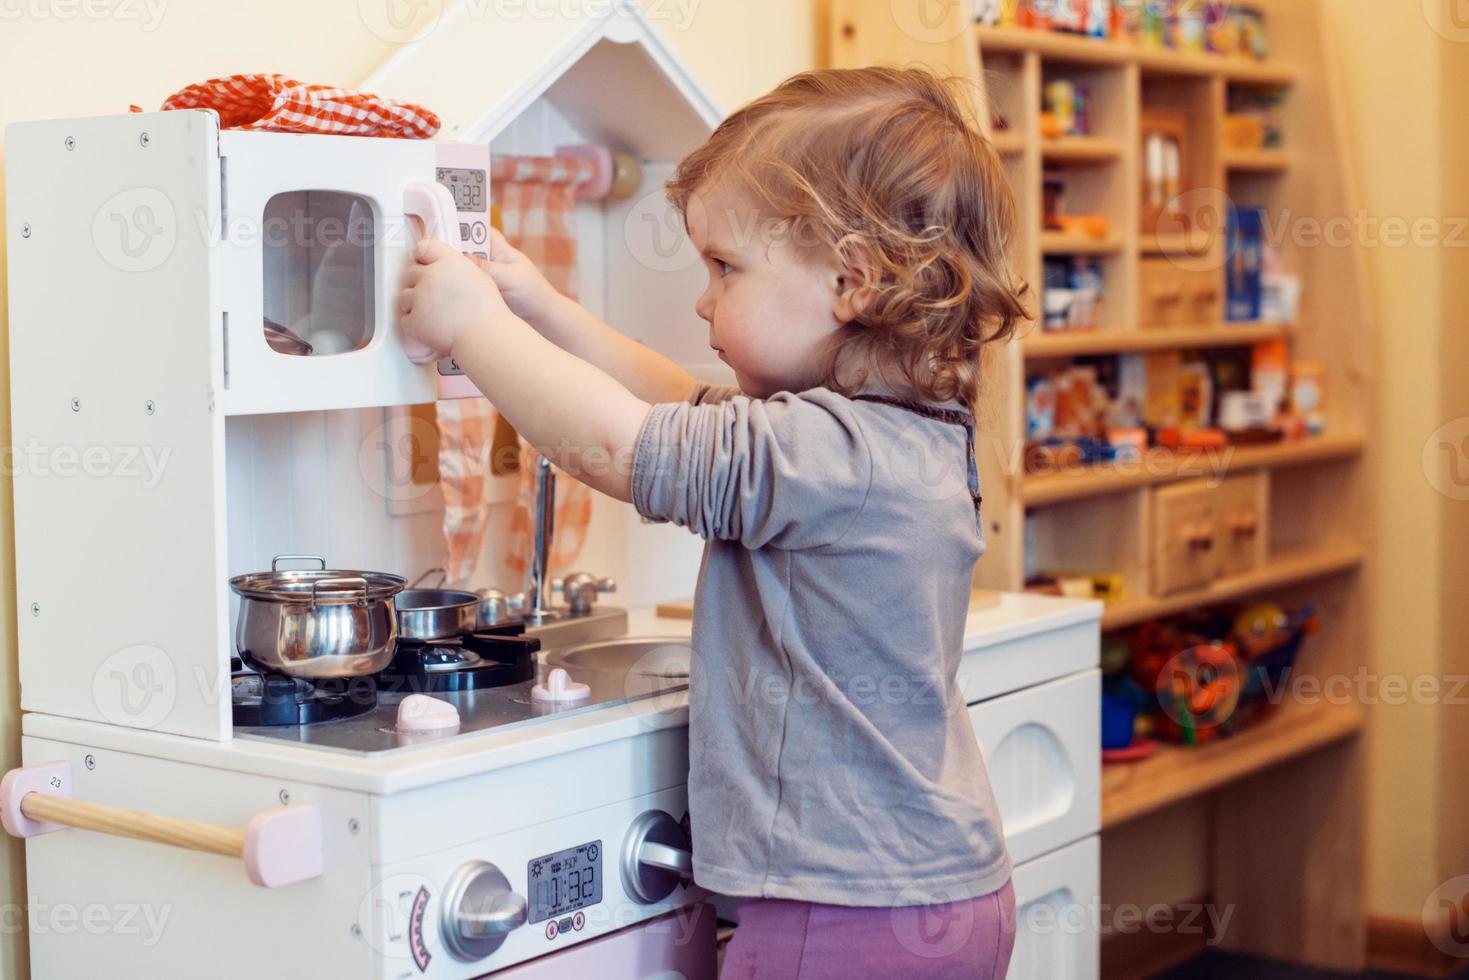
[1006,836,1101,980]
[970,669,1101,866]
[965,595,1101,980]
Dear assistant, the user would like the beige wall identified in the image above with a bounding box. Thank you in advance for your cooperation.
[0,4,815,977]
[1329,0,1443,920]
[1328,0,1469,923]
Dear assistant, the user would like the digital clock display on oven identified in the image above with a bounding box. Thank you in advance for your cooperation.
[527,840,602,924]
[435,167,487,213]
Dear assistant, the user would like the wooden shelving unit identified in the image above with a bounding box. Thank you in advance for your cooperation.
[1224,147,1290,172]
[833,3,1374,972]
[1041,135,1124,163]
[1023,319,1290,358]
[1099,541,1363,629]
[1023,433,1365,505]
[1039,231,1125,255]
[992,130,1026,155]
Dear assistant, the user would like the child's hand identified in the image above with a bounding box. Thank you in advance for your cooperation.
[476,227,563,326]
[399,239,511,356]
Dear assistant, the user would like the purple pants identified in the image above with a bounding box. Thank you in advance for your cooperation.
[720,879,1017,979]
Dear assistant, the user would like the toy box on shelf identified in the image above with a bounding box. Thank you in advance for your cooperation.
[1103,601,1317,755]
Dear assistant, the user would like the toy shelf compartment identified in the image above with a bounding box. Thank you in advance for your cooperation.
[1101,699,1362,828]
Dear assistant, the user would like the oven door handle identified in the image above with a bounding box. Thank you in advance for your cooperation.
[401,180,472,364]
[458,893,528,938]
[1,761,324,888]
[639,840,694,876]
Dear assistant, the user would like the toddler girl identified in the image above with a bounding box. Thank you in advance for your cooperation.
[399,65,1029,979]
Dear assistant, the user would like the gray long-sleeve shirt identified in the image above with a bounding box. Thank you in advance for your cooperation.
[630,379,1012,907]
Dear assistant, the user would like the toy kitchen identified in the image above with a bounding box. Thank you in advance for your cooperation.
[0,4,1104,978]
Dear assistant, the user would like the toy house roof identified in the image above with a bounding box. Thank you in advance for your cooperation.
[363,0,724,158]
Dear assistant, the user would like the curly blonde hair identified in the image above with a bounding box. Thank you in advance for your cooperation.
[665,65,1029,408]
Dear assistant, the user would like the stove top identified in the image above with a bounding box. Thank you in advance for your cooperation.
[233,660,688,755]
[377,625,540,695]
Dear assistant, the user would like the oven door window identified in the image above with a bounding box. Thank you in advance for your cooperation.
[262,191,375,356]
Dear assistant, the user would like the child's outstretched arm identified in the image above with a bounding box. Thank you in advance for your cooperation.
[401,240,648,503]
[478,228,698,405]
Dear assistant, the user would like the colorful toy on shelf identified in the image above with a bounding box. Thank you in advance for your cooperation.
[1226,205,1265,321]
[1233,3,1269,60]
[1154,425,1228,450]
[1022,341,1327,475]
[984,1,1270,61]
[1025,570,1126,603]
[1042,256,1106,332]
[1291,361,1327,436]
[1120,603,1317,746]
[1137,0,1168,48]
[1141,109,1188,236]
[1043,78,1095,137]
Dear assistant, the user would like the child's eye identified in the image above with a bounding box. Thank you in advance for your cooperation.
[713,257,733,277]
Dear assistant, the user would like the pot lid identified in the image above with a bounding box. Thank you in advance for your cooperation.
[229,568,406,604]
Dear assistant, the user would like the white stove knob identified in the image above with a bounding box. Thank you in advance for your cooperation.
[531,667,590,703]
[396,694,460,732]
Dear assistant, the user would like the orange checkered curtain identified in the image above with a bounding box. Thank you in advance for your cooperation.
[437,154,598,585]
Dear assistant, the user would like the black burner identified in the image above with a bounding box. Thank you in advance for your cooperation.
[232,672,378,726]
[377,625,541,695]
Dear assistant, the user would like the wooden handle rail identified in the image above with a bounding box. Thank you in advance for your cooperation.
[21,793,247,859]
[1,760,323,888]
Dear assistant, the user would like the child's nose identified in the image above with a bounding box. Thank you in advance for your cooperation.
[694,288,714,323]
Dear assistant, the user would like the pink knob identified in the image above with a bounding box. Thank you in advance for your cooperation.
[396,694,461,732]
[532,668,590,703]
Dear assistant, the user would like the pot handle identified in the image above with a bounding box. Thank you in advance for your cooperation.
[310,575,369,607]
[272,555,327,571]
[1,761,323,889]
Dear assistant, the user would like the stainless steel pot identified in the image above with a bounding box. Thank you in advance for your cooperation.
[229,555,405,679]
[396,588,481,641]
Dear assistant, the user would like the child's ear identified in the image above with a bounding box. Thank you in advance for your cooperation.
[832,240,879,323]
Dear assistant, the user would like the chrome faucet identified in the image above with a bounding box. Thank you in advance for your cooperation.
[492,454,616,628]
[526,455,558,624]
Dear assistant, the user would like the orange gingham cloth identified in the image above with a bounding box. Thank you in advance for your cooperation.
[157,74,439,138]
[438,154,599,585]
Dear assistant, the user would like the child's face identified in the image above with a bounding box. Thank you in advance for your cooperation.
[686,182,851,398]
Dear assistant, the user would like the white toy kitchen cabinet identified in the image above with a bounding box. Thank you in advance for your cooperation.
[5,0,725,743]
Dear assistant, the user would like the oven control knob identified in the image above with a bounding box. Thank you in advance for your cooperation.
[441,860,526,962]
[621,809,693,904]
